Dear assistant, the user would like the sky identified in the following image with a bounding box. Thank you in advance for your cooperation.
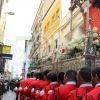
[4,0,41,77]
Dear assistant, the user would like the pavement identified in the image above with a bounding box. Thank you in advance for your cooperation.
[2,90,16,100]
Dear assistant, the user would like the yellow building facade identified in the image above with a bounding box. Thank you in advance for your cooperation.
[41,0,61,58]
[29,0,58,64]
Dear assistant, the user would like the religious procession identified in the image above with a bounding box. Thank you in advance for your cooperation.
[14,0,100,99]
[1,0,100,99]
[14,67,100,100]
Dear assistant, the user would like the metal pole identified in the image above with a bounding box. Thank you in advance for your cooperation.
[83,0,96,68]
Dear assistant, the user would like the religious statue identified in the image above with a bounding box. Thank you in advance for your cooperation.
[83,0,100,41]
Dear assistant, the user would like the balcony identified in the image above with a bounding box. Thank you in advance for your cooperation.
[35,28,39,34]
[39,27,42,32]
[31,34,35,42]
[39,21,42,27]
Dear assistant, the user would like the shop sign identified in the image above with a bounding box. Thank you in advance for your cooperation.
[2,45,11,54]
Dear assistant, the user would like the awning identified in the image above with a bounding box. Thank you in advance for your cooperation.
[0,53,13,60]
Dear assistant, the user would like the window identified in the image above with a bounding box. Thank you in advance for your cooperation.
[66,34,70,43]
[47,22,50,31]
[54,39,58,49]
[34,42,35,48]
[44,26,46,33]
[52,14,55,24]
[36,54,38,61]
[48,44,51,53]
[56,9,59,19]
[37,35,39,41]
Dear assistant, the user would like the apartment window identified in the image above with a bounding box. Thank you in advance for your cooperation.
[47,22,50,31]
[66,34,70,43]
[54,39,58,49]
[44,26,46,33]
[34,42,35,48]
[48,44,51,53]
[56,9,59,19]
[36,54,38,61]
[37,35,39,41]
[52,14,55,24]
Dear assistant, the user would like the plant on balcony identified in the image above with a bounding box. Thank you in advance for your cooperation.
[48,56,52,61]
[66,34,85,57]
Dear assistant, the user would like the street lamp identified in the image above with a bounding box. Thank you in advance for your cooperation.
[5,12,14,15]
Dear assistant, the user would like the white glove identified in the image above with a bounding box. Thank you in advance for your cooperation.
[31,88,35,92]
[35,90,39,94]
[40,90,45,96]
[24,86,28,90]
[48,90,53,93]
[19,87,22,91]
[14,87,18,91]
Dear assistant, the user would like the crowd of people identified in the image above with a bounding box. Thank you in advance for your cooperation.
[14,67,100,100]
[0,79,9,100]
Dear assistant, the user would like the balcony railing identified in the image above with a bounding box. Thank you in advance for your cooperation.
[39,21,42,27]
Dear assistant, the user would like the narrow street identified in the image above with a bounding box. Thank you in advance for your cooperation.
[2,90,15,100]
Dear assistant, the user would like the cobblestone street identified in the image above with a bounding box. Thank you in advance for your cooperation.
[2,90,15,100]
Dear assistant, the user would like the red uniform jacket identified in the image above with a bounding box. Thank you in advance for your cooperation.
[40,82,59,100]
[67,83,93,100]
[19,79,30,100]
[31,80,44,100]
[24,79,36,100]
[35,81,49,100]
[55,81,77,100]
[82,83,100,100]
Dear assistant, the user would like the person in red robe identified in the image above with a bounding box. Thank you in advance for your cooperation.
[24,72,36,100]
[19,73,31,100]
[67,67,93,100]
[83,0,100,41]
[45,72,65,100]
[82,67,100,100]
[54,70,77,100]
[30,72,44,100]
[35,70,51,100]
[39,71,59,100]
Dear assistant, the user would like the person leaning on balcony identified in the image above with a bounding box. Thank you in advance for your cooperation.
[67,67,93,100]
[82,67,100,100]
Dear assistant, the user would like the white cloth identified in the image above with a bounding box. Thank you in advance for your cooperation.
[24,86,28,90]
[48,90,53,93]
[40,90,45,96]
[50,82,58,85]
[35,90,39,94]
[14,87,18,91]
[19,87,22,91]
[66,81,76,85]
[60,84,64,86]
[31,88,35,92]
[80,83,92,87]
[95,83,100,88]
